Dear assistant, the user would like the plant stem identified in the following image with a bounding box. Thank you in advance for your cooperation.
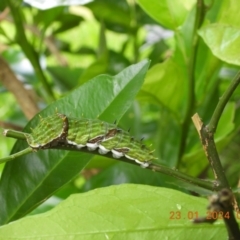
[177,0,206,164]
[192,113,229,189]
[55,145,216,191]
[3,129,27,140]
[128,0,139,63]
[208,70,240,132]
[0,147,33,164]
[2,128,215,191]
[149,163,215,190]
[6,0,55,102]
[192,71,240,189]
[0,57,40,119]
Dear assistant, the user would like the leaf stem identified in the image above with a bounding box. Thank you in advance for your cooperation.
[149,163,215,190]
[208,70,240,132]
[3,129,27,140]
[0,147,33,164]
[53,145,215,191]
[61,145,216,190]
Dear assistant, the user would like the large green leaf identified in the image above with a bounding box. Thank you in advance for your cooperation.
[137,0,196,30]
[198,24,240,66]
[0,184,229,239]
[0,60,150,225]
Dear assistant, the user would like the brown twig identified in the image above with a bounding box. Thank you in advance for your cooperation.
[192,113,229,189]
[0,57,40,119]
[0,8,9,22]
[0,121,23,131]
[4,16,68,67]
[25,25,68,67]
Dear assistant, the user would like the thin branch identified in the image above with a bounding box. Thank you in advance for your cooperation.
[26,25,68,67]
[57,144,215,191]
[0,121,23,131]
[2,128,216,191]
[149,163,214,190]
[177,0,206,164]
[0,57,40,119]
[4,15,68,67]
[3,129,27,140]
[208,70,240,133]
[191,69,240,199]
[128,0,139,63]
[45,36,68,66]
[192,113,229,189]
[0,147,33,164]
[0,7,9,21]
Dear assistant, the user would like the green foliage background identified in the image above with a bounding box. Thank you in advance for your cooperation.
[0,0,240,239]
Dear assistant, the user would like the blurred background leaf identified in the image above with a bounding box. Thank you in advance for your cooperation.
[1,0,240,237]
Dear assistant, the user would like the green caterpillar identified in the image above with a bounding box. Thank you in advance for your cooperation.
[25,113,68,149]
[25,113,155,168]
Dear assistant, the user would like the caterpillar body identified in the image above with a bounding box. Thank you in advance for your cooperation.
[25,113,68,149]
[25,113,155,168]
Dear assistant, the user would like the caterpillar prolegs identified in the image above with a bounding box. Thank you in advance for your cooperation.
[25,113,155,168]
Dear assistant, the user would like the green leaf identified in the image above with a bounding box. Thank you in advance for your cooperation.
[198,23,240,65]
[0,184,229,239]
[33,6,65,27]
[155,108,182,167]
[137,0,196,30]
[215,102,235,141]
[217,0,240,27]
[79,58,108,85]
[87,0,131,33]
[142,58,187,117]
[139,57,189,167]
[0,60,150,225]
[47,66,84,90]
